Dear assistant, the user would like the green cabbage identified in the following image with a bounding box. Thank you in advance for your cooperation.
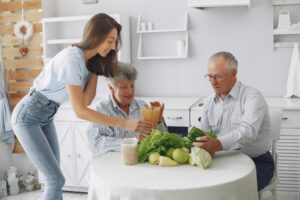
[190,147,212,169]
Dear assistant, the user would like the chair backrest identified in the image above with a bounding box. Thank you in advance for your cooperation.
[268,107,283,160]
[269,108,283,141]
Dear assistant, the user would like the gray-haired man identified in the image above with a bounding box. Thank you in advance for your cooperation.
[87,62,167,158]
[193,51,274,191]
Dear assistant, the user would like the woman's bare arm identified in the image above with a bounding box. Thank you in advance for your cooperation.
[67,85,153,132]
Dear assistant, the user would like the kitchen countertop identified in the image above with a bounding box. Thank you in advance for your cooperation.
[58,97,300,110]
[59,96,201,110]
[265,97,300,110]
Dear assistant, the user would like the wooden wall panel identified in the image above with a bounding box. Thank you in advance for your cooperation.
[0,23,42,35]
[1,33,42,46]
[0,11,42,23]
[0,1,41,12]
[0,0,42,108]
[3,59,43,69]
[5,69,40,79]
[2,47,42,58]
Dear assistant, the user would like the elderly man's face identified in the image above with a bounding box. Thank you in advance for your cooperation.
[207,56,237,97]
[110,78,135,107]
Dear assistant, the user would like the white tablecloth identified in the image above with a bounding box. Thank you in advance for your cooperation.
[88,151,258,200]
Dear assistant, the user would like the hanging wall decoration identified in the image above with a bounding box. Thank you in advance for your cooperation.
[13,0,33,57]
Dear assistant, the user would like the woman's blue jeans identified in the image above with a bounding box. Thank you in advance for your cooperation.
[11,90,64,200]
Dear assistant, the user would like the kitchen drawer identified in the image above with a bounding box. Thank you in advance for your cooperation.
[163,109,189,127]
[281,110,300,128]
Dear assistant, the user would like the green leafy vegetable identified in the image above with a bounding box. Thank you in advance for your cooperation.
[187,127,205,142]
[187,127,217,142]
[138,129,191,162]
[206,130,217,138]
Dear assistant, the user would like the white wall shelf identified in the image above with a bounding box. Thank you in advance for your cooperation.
[274,41,300,48]
[273,0,300,5]
[137,29,187,34]
[273,29,300,35]
[272,1,300,48]
[136,13,189,60]
[42,14,131,63]
[46,39,81,44]
[137,55,188,60]
[42,15,92,22]
[188,0,251,8]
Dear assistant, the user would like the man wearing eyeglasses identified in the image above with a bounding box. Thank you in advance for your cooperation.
[193,51,274,191]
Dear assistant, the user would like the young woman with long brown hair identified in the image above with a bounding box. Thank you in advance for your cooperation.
[11,13,153,200]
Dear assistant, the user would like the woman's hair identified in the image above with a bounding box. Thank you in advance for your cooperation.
[107,62,138,85]
[74,13,122,77]
[209,51,238,70]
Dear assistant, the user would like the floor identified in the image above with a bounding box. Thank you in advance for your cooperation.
[6,190,87,200]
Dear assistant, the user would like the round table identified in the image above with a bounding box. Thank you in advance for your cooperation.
[87,151,258,200]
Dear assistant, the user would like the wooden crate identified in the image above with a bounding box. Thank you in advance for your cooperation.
[0,0,43,108]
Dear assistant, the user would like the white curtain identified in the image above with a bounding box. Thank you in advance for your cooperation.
[0,47,15,146]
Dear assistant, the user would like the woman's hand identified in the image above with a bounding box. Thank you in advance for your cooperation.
[150,101,164,123]
[125,119,153,133]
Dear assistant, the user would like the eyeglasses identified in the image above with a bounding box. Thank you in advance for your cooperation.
[204,74,227,82]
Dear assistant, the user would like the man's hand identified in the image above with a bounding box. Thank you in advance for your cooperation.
[193,136,223,155]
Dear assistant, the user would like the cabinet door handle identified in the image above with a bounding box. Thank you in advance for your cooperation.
[198,117,201,122]
[282,117,288,120]
[67,154,72,158]
[167,116,183,120]
[77,154,81,158]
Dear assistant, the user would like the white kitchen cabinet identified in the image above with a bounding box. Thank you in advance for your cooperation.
[55,122,75,188]
[42,14,131,63]
[54,116,92,192]
[272,0,300,48]
[138,97,199,128]
[40,119,90,192]
[40,102,96,192]
[188,0,251,8]
[136,13,189,60]
[74,123,92,188]
[266,98,300,200]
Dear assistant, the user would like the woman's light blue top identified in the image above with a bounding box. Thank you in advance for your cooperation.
[32,46,91,105]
